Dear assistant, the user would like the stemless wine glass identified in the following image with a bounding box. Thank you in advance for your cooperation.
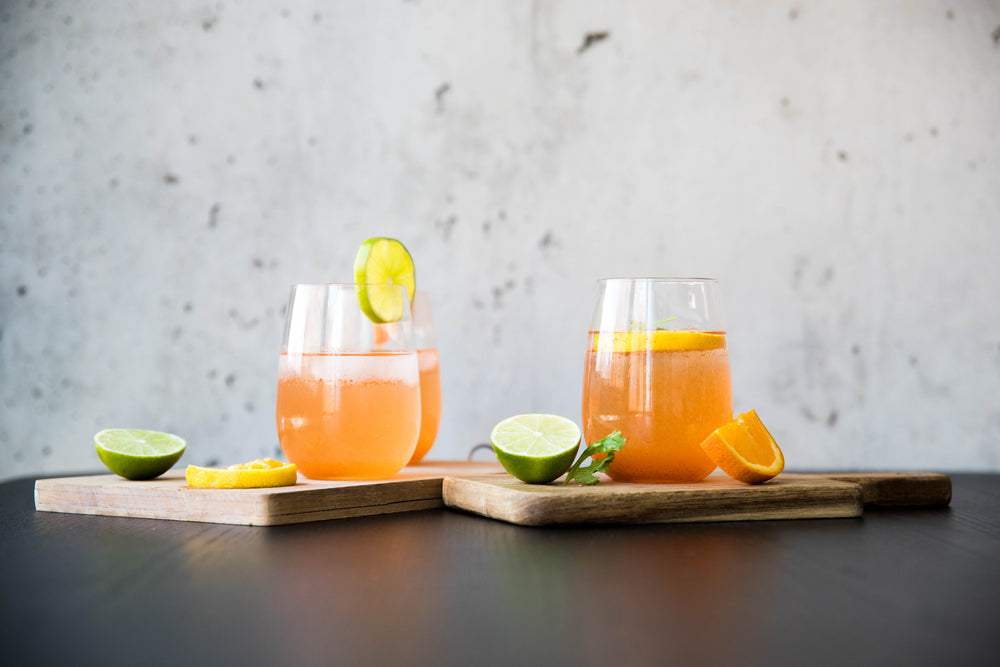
[276,283,421,479]
[582,278,732,482]
[408,291,441,464]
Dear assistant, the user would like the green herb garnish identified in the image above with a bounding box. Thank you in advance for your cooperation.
[563,431,626,485]
[628,317,678,331]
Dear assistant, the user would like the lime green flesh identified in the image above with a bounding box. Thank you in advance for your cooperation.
[94,429,186,480]
[353,237,416,323]
[490,414,581,484]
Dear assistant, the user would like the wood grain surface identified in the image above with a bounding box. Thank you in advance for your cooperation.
[442,472,952,526]
[821,472,952,506]
[34,460,504,526]
[35,463,951,528]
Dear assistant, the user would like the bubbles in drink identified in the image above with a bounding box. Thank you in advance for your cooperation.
[279,351,419,386]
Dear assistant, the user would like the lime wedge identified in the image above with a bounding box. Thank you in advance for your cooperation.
[353,237,416,323]
[490,414,582,484]
[94,428,187,480]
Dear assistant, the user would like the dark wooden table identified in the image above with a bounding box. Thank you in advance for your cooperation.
[2,473,998,666]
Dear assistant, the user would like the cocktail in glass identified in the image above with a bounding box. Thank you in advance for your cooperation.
[582,278,732,482]
[408,291,441,464]
[276,283,421,479]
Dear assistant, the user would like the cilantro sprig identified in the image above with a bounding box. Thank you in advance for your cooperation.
[563,431,626,485]
[627,316,678,331]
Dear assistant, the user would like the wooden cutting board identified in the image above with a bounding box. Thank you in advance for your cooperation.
[442,472,952,526]
[34,461,504,526]
[35,463,950,528]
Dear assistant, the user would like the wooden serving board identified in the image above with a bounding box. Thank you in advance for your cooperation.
[35,463,950,528]
[442,472,952,526]
[34,461,504,526]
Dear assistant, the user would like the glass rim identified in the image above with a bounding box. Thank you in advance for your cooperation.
[596,277,719,283]
[288,282,409,288]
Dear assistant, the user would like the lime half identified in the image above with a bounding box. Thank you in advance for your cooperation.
[490,414,581,484]
[353,237,416,323]
[95,429,187,480]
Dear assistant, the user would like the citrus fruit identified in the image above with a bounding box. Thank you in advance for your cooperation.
[94,428,187,480]
[698,410,784,484]
[592,330,726,353]
[185,458,298,489]
[490,414,582,484]
[353,237,416,323]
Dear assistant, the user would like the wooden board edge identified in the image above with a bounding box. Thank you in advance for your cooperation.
[34,477,446,526]
[34,478,260,525]
[442,476,864,527]
[33,499,445,526]
[819,472,952,506]
[442,476,524,523]
[264,477,444,515]
[518,482,863,526]
[261,498,444,526]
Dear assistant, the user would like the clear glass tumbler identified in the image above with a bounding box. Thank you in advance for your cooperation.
[276,283,421,479]
[408,291,441,464]
[582,278,732,482]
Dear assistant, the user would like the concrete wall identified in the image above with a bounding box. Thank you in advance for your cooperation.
[2,0,999,480]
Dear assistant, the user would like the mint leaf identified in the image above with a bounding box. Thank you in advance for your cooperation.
[563,431,626,485]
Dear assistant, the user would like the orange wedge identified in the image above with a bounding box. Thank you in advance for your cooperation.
[699,410,784,484]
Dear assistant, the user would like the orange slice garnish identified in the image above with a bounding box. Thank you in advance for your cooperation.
[699,410,784,484]
[592,331,726,353]
[185,458,298,488]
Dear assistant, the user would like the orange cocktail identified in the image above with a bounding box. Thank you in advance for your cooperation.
[407,291,441,464]
[581,278,732,482]
[277,351,420,479]
[409,348,441,464]
[583,331,731,481]
[276,283,421,480]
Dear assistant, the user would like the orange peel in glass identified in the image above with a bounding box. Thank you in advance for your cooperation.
[592,330,726,353]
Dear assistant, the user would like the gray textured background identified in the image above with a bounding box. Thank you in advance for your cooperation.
[2,0,999,480]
